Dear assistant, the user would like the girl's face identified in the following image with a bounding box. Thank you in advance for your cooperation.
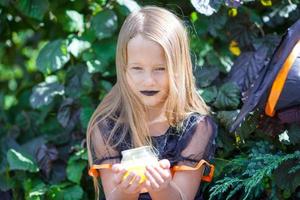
[126,34,169,109]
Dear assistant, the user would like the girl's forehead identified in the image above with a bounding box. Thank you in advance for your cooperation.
[127,34,166,66]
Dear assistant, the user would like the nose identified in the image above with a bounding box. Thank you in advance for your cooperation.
[143,71,156,86]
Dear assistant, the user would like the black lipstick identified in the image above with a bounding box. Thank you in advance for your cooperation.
[140,91,159,96]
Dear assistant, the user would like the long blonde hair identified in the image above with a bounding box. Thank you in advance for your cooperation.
[86,6,210,199]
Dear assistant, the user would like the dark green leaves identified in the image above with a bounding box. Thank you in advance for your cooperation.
[80,107,94,130]
[64,10,84,33]
[198,86,218,103]
[30,77,64,109]
[36,40,70,74]
[16,0,49,20]
[214,82,240,109]
[63,185,84,200]
[91,10,118,40]
[195,66,219,88]
[57,98,80,129]
[7,149,39,172]
[191,0,221,16]
[66,149,87,184]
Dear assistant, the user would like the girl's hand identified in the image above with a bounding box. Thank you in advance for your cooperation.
[143,159,172,192]
[111,163,144,194]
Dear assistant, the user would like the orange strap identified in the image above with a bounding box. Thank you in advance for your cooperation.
[88,159,215,182]
[171,159,215,182]
[265,40,300,117]
[88,164,112,177]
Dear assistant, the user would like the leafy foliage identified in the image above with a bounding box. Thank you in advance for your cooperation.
[1,0,300,199]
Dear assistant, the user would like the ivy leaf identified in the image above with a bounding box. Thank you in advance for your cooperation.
[16,0,49,20]
[274,159,300,192]
[0,0,9,7]
[67,37,91,58]
[36,144,58,179]
[65,66,93,98]
[87,39,116,74]
[57,98,80,129]
[214,82,240,109]
[228,18,259,48]
[194,66,219,87]
[198,86,218,103]
[80,107,94,130]
[207,11,227,37]
[217,110,239,130]
[30,78,64,109]
[63,185,83,200]
[116,0,140,12]
[287,124,300,145]
[91,10,118,40]
[66,160,86,184]
[191,0,220,16]
[36,39,70,74]
[7,149,39,172]
[64,10,84,33]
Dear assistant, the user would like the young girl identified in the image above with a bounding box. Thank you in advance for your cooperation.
[87,6,217,200]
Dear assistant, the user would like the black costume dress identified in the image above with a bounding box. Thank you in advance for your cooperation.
[90,112,218,200]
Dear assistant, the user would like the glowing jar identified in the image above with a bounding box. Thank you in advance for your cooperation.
[121,146,158,183]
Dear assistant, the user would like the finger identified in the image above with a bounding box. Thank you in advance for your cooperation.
[126,175,142,193]
[154,165,171,180]
[120,172,135,189]
[143,180,152,190]
[145,168,160,189]
[113,168,127,185]
[159,159,170,169]
[146,165,164,184]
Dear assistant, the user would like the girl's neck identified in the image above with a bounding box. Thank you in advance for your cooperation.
[145,104,170,137]
[146,105,167,124]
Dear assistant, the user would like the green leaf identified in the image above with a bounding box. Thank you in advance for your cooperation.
[66,160,86,184]
[28,181,47,199]
[65,66,92,98]
[191,0,218,16]
[0,0,10,7]
[116,0,140,12]
[217,110,239,131]
[30,78,64,109]
[67,37,91,58]
[214,82,240,109]
[194,66,219,87]
[91,9,118,40]
[80,107,94,130]
[0,172,14,191]
[16,0,49,20]
[287,124,300,145]
[274,159,300,192]
[36,39,70,74]
[198,86,218,103]
[64,10,84,33]
[7,149,39,172]
[57,98,80,129]
[86,39,116,73]
[63,185,83,200]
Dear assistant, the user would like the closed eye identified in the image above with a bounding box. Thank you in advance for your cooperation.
[132,66,143,70]
[155,67,166,71]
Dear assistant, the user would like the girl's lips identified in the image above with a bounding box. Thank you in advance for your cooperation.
[140,91,159,96]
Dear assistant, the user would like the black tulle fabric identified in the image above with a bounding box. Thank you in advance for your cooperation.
[91,112,218,200]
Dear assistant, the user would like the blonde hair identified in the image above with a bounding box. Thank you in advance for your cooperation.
[86,6,210,199]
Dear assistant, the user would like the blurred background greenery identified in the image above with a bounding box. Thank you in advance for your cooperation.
[1,0,300,199]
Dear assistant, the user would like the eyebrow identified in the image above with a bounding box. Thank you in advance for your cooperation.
[127,63,166,66]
